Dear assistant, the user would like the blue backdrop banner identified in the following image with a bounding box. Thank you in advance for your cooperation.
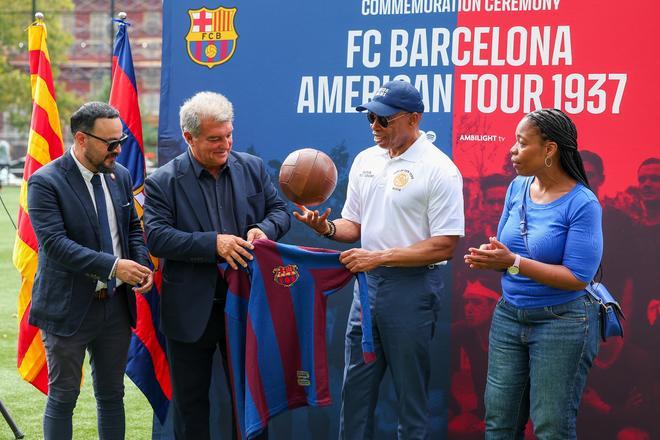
[158,1,660,439]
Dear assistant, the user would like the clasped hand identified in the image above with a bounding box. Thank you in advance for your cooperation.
[464,236,515,270]
[116,259,154,294]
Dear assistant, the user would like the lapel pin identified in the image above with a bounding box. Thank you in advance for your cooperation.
[110,173,116,180]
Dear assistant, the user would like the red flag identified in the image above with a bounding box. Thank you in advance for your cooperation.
[13,18,65,394]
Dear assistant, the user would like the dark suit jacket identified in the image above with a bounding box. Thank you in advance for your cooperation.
[144,150,290,343]
[28,151,150,336]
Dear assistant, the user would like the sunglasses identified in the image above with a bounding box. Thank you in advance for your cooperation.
[367,112,408,128]
[82,131,129,152]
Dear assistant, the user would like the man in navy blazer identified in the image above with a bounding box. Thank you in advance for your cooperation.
[28,102,153,440]
[144,91,290,439]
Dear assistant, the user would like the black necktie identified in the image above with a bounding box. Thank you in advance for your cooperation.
[91,174,116,294]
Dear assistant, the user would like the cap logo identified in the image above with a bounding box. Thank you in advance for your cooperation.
[374,87,389,98]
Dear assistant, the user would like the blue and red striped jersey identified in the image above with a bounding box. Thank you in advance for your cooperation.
[221,239,374,439]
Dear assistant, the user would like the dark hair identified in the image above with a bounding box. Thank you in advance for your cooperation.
[525,108,592,191]
[580,150,604,177]
[526,109,603,282]
[638,157,660,173]
[70,102,119,136]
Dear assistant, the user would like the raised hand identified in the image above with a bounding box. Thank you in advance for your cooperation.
[292,203,331,235]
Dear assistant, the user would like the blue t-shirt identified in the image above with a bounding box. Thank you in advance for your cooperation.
[497,176,603,308]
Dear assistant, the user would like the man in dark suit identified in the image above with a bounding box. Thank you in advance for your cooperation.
[143,91,290,439]
[28,102,154,440]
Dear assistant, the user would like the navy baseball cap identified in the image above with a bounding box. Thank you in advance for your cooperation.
[356,80,424,116]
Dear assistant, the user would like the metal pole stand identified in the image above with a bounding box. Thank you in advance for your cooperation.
[0,399,24,439]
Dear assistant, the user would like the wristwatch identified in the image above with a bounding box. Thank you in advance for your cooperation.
[507,254,521,275]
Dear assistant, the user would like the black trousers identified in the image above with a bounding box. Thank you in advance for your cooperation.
[167,289,267,440]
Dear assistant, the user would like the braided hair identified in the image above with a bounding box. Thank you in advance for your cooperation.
[525,108,593,192]
[526,109,602,281]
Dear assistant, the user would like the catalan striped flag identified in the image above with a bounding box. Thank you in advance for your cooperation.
[12,19,64,394]
[213,8,235,32]
[110,18,172,423]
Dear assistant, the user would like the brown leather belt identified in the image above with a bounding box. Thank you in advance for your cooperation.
[94,288,109,300]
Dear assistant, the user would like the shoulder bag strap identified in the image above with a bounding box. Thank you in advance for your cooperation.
[518,176,533,256]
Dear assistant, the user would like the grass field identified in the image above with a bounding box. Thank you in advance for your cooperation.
[0,186,153,439]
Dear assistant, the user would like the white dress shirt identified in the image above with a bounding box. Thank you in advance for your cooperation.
[70,148,123,289]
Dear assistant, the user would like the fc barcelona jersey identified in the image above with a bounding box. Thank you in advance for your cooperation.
[221,239,375,439]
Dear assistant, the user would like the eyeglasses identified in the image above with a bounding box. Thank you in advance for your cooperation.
[367,112,408,128]
[81,131,129,152]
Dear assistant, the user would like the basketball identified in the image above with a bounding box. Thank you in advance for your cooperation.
[278,148,337,207]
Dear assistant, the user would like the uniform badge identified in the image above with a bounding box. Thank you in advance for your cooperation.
[186,6,238,68]
[272,264,299,287]
[392,169,413,190]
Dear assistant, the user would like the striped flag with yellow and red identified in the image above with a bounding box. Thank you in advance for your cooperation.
[12,18,64,394]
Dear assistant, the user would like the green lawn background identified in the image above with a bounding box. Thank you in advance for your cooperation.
[0,186,153,439]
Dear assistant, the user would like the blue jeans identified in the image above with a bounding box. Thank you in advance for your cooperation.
[484,295,600,440]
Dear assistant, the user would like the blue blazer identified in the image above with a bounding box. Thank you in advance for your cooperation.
[28,151,150,336]
[144,150,290,343]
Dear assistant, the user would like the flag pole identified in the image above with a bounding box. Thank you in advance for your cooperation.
[114,11,127,70]
[0,5,44,426]
[0,191,17,230]
[0,398,24,439]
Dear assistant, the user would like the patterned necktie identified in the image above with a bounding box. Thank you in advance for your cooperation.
[91,174,116,295]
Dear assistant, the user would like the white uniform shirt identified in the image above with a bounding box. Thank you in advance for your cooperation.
[70,148,123,289]
[341,133,465,253]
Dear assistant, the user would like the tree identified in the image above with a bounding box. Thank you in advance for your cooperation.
[0,0,76,137]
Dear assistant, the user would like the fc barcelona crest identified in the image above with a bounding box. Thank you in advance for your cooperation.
[186,6,238,68]
[273,265,300,287]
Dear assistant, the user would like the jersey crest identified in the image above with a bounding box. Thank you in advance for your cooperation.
[272,264,300,287]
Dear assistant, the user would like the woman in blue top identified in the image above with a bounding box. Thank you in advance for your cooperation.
[464,108,603,439]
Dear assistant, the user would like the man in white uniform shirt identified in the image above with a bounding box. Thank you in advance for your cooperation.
[295,80,465,439]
